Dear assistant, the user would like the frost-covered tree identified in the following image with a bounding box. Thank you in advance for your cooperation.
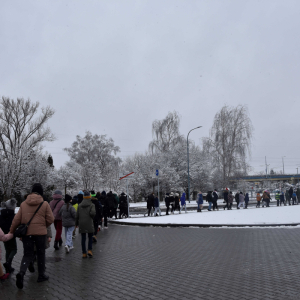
[205,105,253,188]
[64,131,121,191]
[0,97,55,200]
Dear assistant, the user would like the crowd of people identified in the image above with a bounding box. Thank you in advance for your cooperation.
[0,183,129,289]
[144,186,300,216]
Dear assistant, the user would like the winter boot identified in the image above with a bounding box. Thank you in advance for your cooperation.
[92,236,97,243]
[28,262,35,273]
[3,262,10,274]
[0,273,10,281]
[54,241,59,250]
[16,272,25,289]
[88,250,93,258]
[37,274,49,283]
[82,253,87,258]
[59,238,63,247]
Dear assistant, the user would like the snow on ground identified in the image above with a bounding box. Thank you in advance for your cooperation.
[114,205,300,225]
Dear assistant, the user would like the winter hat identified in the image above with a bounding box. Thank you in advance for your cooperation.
[32,183,44,196]
[170,192,174,196]
[77,193,83,204]
[78,190,84,195]
[5,198,17,210]
[65,194,72,203]
[101,191,106,196]
[90,190,96,197]
[53,190,63,200]
[83,191,91,199]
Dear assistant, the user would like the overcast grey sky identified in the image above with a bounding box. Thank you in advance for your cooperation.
[1,0,300,174]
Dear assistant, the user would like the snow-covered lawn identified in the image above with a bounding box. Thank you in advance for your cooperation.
[114,205,300,225]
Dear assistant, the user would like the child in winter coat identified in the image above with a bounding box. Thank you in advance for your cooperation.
[197,192,203,212]
[179,192,187,213]
[0,198,18,274]
[76,191,96,258]
[0,228,14,280]
[59,194,76,253]
[256,193,261,208]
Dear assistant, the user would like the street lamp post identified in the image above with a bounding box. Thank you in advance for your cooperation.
[282,156,286,174]
[187,126,202,203]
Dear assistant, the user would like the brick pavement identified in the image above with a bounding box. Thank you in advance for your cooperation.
[1,225,300,300]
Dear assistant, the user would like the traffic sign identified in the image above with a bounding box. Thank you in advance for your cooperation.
[119,172,135,180]
[156,169,159,176]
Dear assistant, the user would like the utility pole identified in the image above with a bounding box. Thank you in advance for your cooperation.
[282,156,286,174]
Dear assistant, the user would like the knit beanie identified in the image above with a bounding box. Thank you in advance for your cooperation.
[101,191,106,196]
[53,190,63,200]
[78,190,84,195]
[83,191,91,199]
[32,183,44,196]
[90,190,96,198]
[6,198,17,210]
[65,194,72,203]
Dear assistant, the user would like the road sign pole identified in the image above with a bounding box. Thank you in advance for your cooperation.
[158,175,159,202]
[126,179,129,218]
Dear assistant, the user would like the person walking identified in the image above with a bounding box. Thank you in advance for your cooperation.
[0,228,13,281]
[288,187,293,204]
[235,192,240,209]
[197,192,203,212]
[206,191,213,211]
[180,192,187,213]
[169,192,175,214]
[147,193,155,216]
[292,191,298,205]
[50,190,64,250]
[91,192,102,243]
[244,193,249,209]
[275,191,280,206]
[280,192,285,206]
[256,192,262,208]
[223,188,229,210]
[285,189,290,206]
[262,191,270,207]
[76,191,96,258]
[0,198,18,274]
[153,196,161,216]
[212,189,219,211]
[119,192,128,218]
[100,191,109,229]
[174,193,180,213]
[72,195,79,238]
[58,194,76,253]
[228,191,233,210]
[9,183,54,289]
[165,193,170,215]
[238,192,245,209]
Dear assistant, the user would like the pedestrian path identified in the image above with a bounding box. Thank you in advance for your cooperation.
[111,205,300,227]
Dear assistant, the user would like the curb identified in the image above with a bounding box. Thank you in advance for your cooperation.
[108,220,300,228]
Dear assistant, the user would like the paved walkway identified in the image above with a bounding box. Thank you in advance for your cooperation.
[1,225,300,299]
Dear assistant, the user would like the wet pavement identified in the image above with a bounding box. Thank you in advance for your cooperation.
[1,224,300,299]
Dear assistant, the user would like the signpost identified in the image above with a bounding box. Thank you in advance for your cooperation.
[119,172,134,218]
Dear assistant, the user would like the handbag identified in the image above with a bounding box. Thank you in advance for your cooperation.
[14,201,44,238]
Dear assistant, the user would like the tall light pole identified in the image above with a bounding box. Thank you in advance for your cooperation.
[187,126,202,203]
[282,156,286,174]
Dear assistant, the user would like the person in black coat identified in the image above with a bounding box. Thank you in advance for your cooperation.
[212,190,219,211]
[100,191,109,228]
[169,193,175,214]
[235,192,240,209]
[223,189,229,210]
[0,198,17,273]
[174,193,180,213]
[165,193,170,215]
[206,191,213,211]
[91,191,102,242]
[107,191,117,219]
[119,192,128,218]
[147,193,155,216]
[288,187,293,204]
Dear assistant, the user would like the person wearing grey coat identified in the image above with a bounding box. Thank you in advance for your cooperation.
[75,192,96,257]
[58,195,76,253]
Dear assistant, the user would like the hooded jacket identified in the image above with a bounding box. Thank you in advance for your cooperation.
[75,198,96,233]
[244,193,249,203]
[147,194,155,209]
[10,193,54,236]
[0,208,15,234]
[91,197,102,221]
[59,203,76,227]
[197,193,203,205]
[239,193,245,202]
[119,193,128,208]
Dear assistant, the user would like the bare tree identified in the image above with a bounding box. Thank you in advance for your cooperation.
[206,105,253,188]
[0,97,55,199]
[149,111,184,153]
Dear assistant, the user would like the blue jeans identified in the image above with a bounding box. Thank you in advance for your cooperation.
[208,202,212,210]
[64,226,75,247]
[81,233,93,253]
